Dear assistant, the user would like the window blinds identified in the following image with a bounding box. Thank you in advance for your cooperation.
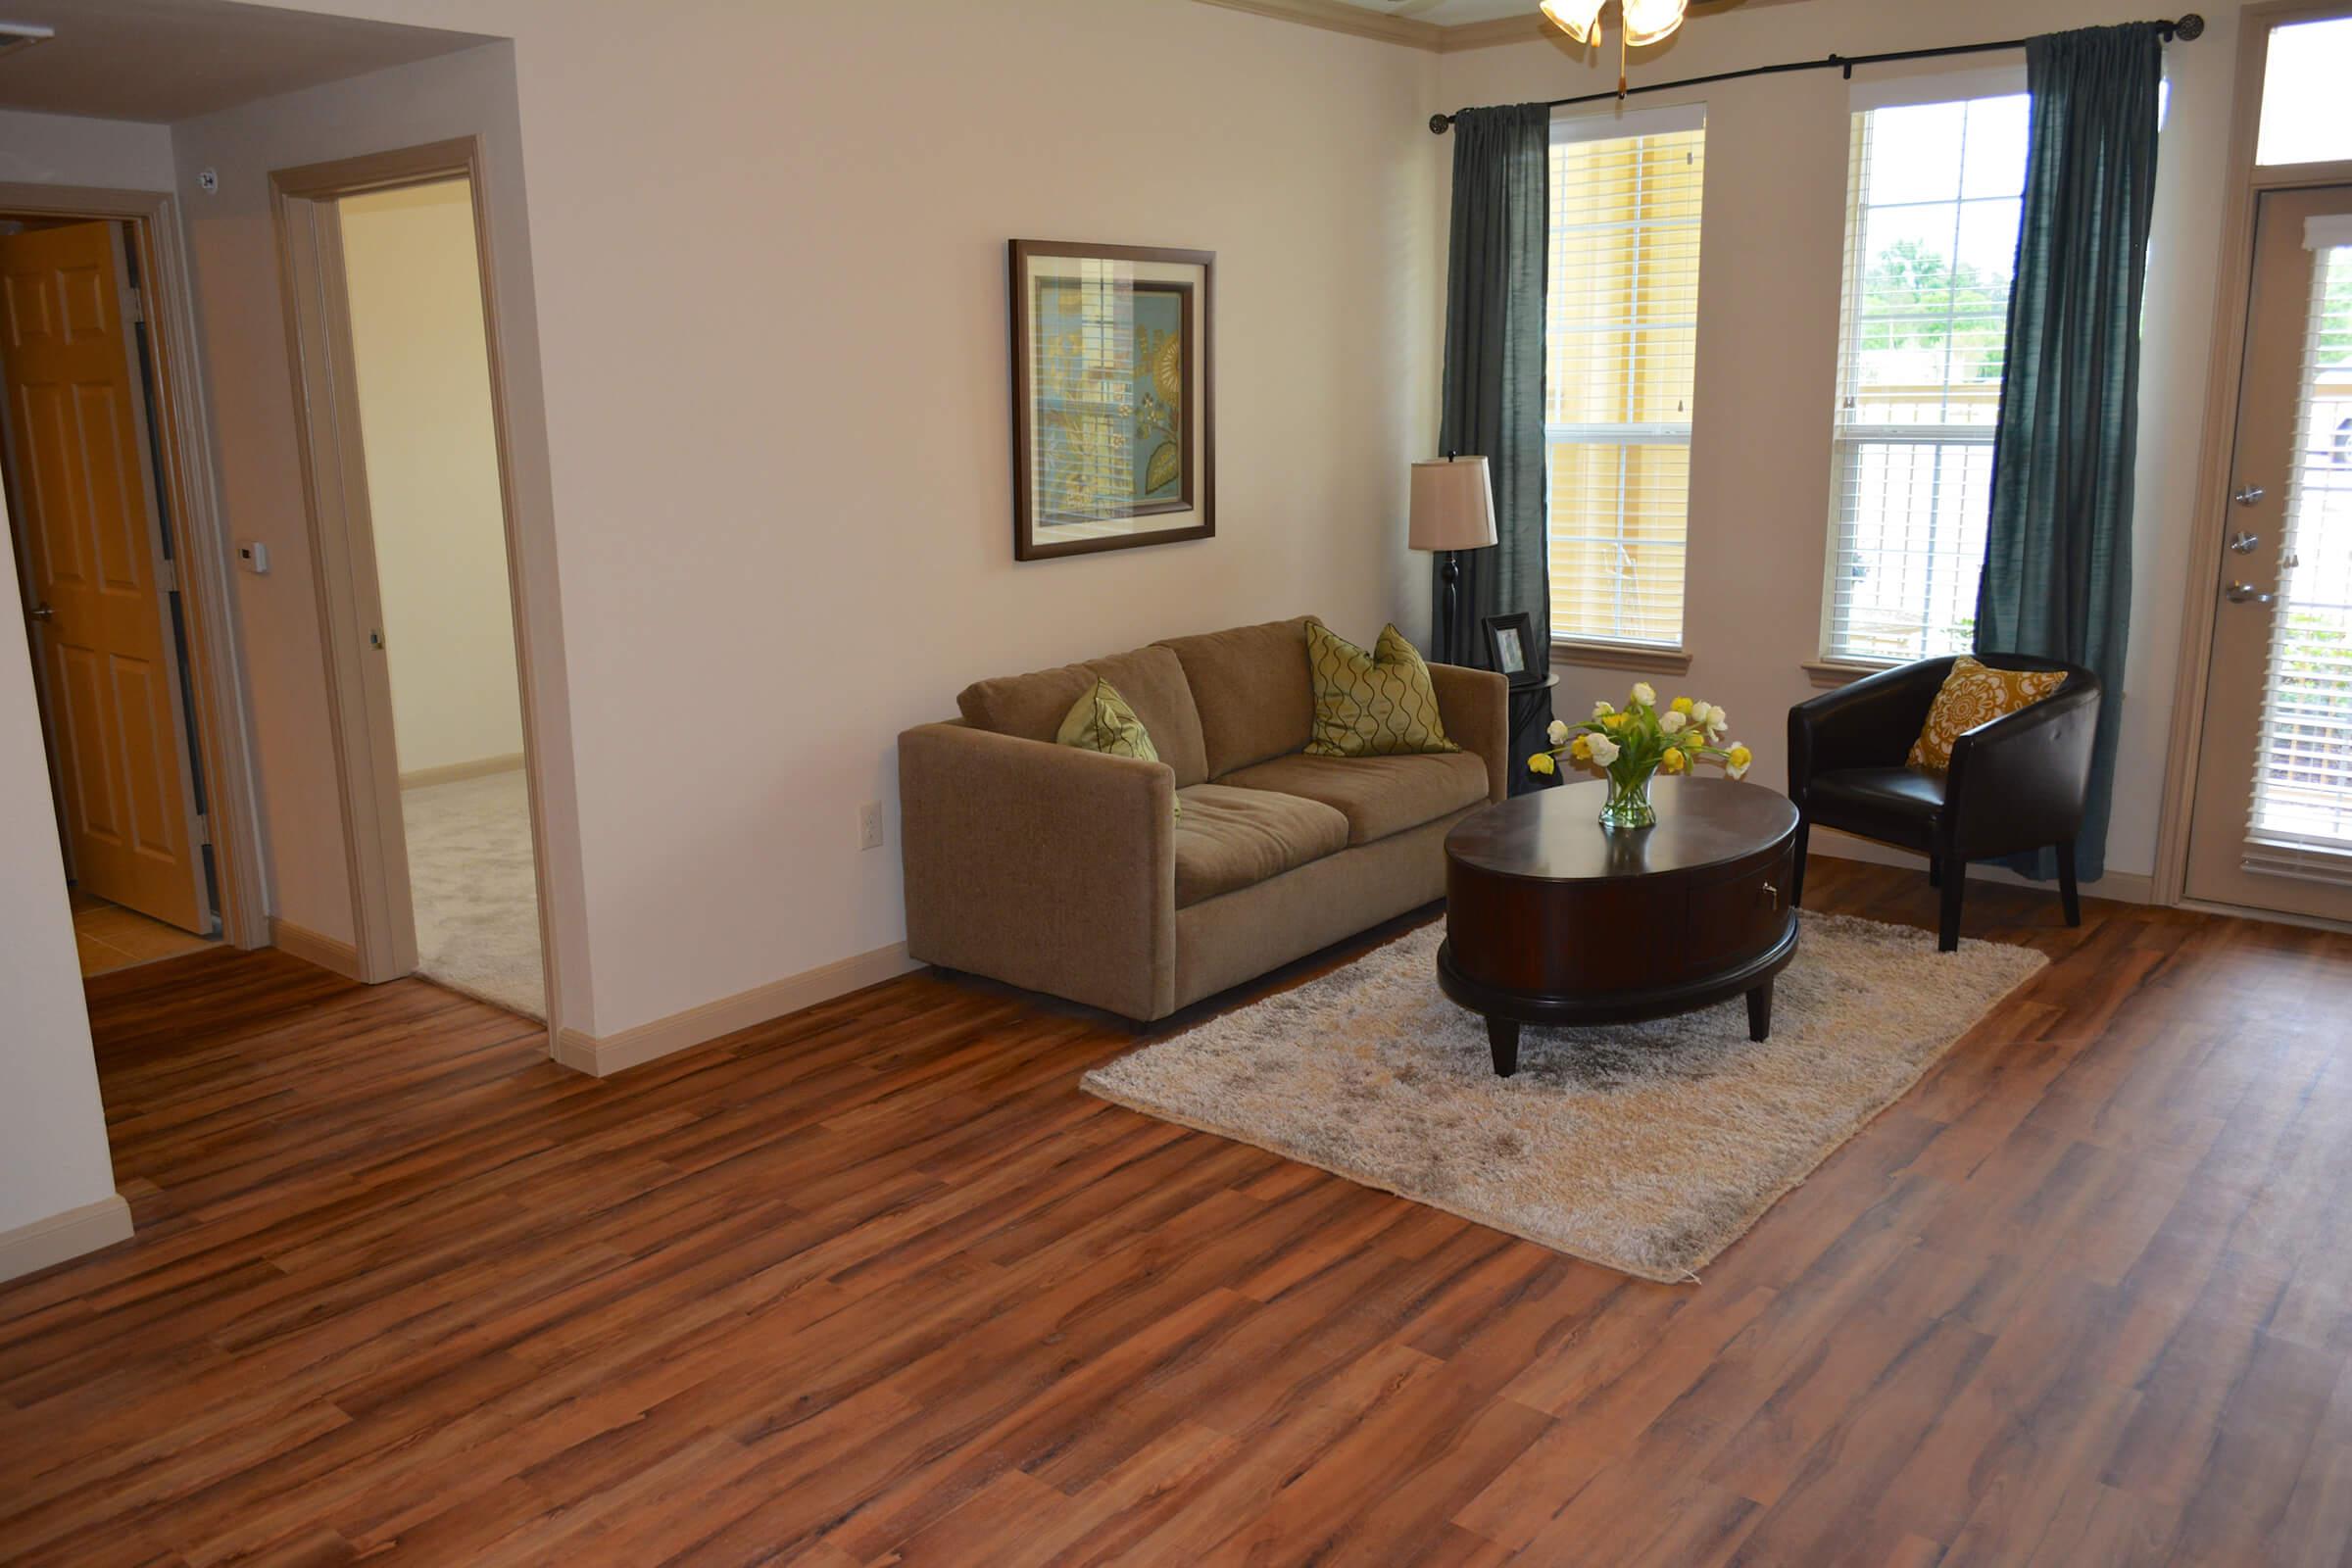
[1545,109,1704,650]
[1824,94,2029,663]
[2244,237,2352,877]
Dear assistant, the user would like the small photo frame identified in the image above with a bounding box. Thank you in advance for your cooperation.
[1483,612,1538,685]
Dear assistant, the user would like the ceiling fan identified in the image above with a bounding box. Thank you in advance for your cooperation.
[1539,0,1729,95]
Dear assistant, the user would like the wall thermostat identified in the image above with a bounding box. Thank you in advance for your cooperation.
[237,541,269,574]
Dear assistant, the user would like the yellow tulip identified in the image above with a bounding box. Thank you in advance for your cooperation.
[1671,697,1693,715]
[1728,744,1752,769]
[1528,752,1557,775]
[1570,734,1592,762]
[1660,747,1689,774]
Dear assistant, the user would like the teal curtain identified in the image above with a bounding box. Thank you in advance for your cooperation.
[1976,23,2163,882]
[1437,104,1549,677]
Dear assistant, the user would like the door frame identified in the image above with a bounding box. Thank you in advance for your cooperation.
[270,137,564,1044]
[0,181,267,950]
[2151,0,2352,917]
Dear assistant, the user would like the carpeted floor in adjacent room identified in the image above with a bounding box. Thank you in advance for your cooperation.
[401,767,544,1019]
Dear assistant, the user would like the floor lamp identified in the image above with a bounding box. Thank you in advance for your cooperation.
[1409,455,1498,662]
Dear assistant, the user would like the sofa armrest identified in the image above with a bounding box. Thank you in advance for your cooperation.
[1430,662,1510,804]
[1943,676,2103,859]
[899,721,1177,1021]
[1788,659,1951,808]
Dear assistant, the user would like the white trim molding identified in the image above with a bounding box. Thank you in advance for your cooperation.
[554,943,920,1078]
[270,917,366,981]
[0,1194,133,1284]
[397,753,525,790]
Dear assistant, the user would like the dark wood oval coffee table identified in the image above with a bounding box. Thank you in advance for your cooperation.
[1438,777,1799,1076]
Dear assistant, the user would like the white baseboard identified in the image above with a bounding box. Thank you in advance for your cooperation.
[1811,829,2156,905]
[552,941,919,1078]
[0,1194,133,1284]
[398,753,525,790]
[270,917,366,980]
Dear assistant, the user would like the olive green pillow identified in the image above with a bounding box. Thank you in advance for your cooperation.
[1056,678,1179,814]
[1303,621,1460,758]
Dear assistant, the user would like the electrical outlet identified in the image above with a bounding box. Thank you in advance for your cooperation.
[858,801,884,851]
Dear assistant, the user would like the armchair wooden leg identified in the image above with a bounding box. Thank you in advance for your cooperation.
[2058,838,2082,928]
[1938,855,1965,953]
[1788,819,1809,908]
[1928,858,1941,889]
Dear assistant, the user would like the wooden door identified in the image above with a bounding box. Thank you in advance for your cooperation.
[0,220,212,934]
[2182,184,2352,920]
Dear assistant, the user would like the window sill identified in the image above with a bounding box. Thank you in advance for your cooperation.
[1549,639,1693,676]
[1802,658,1898,689]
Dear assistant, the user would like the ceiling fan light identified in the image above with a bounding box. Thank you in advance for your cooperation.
[1539,0,1604,45]
[1619,0,1688,46]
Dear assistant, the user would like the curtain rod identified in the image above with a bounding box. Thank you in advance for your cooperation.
[1428,13,2203,132]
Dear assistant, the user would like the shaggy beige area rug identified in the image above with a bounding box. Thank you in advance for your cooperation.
[402,769,545,1020]
[1083,913,2045,1283]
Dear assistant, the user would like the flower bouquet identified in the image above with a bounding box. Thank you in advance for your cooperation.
[1527,681,1752,830]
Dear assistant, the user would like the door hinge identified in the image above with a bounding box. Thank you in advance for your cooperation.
[158,559,178,593]
[123,286,144,325]
[193,812,211,848]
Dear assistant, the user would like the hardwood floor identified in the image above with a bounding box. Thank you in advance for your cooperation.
[4,859,2350,1565]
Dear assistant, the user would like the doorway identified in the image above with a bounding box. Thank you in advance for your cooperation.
[0,203,254,976]
[2180,182,2352,921]
[273,143,556,1024]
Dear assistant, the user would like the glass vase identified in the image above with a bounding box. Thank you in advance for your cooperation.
[1598,765,1659,830]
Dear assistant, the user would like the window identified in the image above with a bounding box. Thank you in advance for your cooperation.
[1545,108,1704,650]
[1823,93,2030,663]
[2257,17,2352,167]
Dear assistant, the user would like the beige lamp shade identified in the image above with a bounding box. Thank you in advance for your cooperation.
[1408,456,1498,552]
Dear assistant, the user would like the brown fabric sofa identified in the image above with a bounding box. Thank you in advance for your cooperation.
[899,615,1508,1022]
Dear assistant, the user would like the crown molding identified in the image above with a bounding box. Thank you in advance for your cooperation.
[1436,13,1556,51]
[1187,0,1446,51]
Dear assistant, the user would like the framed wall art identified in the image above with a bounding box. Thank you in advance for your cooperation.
[1009,239,1215,561]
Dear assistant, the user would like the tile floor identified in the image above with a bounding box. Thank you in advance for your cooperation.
[71,887,217,977]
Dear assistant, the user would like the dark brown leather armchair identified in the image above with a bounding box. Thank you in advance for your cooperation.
[1786,655,2102,951]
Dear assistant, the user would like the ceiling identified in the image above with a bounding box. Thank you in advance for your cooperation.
[0,0,493,122]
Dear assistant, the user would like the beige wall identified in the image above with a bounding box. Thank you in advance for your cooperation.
[232,0,1443,1038]
[340,178,525,777]
[0,108,174,189]
[1434,0,2243,883]
[169,40,592,1022]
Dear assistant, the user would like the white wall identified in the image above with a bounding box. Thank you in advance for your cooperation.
[340,178,525,777]
[1433,0,2242,883]
[0,108,174,189]
[235,0,1442,1038]
[0,484,122,1247]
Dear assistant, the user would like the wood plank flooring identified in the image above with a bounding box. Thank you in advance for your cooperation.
[4,859,2351,1565]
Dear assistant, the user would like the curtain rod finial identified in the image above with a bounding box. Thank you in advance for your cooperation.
[2174,13,2204,40]
[1431,113,1453,134]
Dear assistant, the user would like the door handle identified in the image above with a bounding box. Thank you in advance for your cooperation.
[2229,531,2260,554]
[2226,581,2274,606]
[27,603,53,621]
[2232,484,2267,506]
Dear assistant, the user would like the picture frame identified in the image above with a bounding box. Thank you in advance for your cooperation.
[1483,612,1538,685]
[1009,239,1215,562]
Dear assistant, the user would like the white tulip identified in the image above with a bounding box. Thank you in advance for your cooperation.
[1659,710,1688,734]
[1546,718,1571,747]
[1592,700,1615,718]
[1588,733,1622,766]
[1630,681,1657,709]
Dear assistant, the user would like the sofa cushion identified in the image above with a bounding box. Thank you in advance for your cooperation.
[1304,620,1460,758]
[1216,751,1490,847]
[1156,616,1317,778]
[1171,784,1349,908]
[957,643,1208,786]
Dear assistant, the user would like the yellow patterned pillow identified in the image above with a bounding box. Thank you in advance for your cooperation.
[1057,678,1178,814]
[1908,657,2067,772]
[1304,621,1460,758]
